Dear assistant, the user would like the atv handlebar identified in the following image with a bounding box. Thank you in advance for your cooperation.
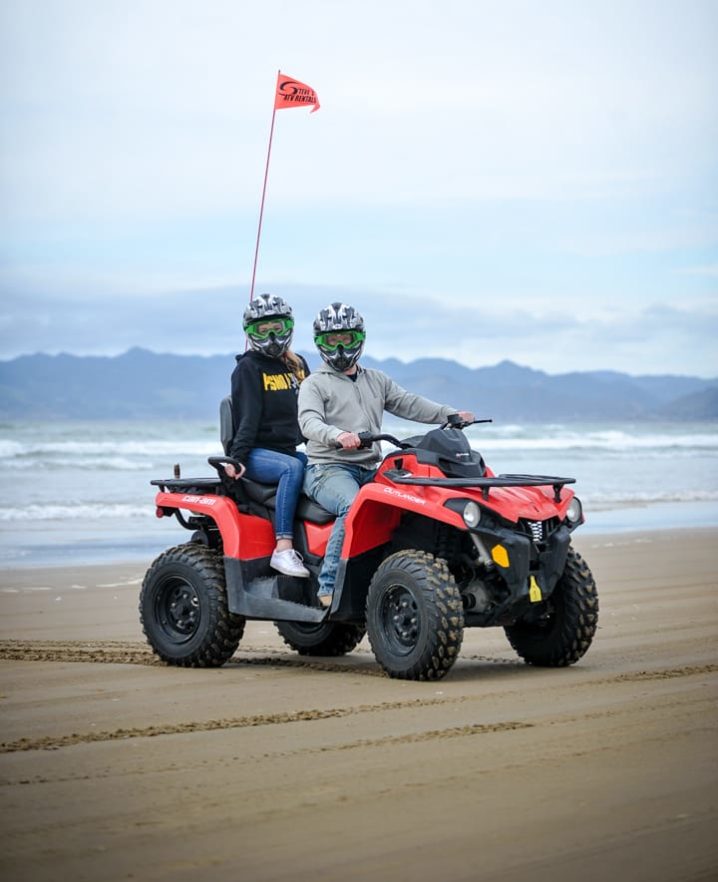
[440,415,493,430]
[357,431,408,449]
[336,420,494,451]
[333,432,409,450]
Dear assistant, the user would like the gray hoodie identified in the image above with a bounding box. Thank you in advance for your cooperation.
[298,363,456,466]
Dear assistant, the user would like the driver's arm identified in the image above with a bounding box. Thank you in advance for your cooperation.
[382,374,457,424]
[297,376,344,448]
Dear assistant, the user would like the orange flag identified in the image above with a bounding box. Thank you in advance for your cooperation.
[274,72,320,113]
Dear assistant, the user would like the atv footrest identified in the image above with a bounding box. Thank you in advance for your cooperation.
[238,578,327,623]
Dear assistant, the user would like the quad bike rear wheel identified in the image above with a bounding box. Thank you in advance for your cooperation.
[140,544,245,667]
[504,547,598,666]
[274,621,366,656]
[366,549,464,681]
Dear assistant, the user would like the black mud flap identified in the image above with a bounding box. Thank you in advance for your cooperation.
[223,557,326,623]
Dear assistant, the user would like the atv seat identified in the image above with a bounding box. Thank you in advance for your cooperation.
[219,394,334,525]
[241,479,334,525]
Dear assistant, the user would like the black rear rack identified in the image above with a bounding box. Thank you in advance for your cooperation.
[383,470,575,502]
[150,477,221,493]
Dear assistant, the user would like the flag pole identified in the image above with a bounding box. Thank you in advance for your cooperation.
[249,69,280,302]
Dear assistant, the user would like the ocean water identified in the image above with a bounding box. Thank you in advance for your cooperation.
[0,418,717,568]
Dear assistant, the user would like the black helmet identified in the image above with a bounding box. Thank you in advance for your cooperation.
[313,302,366,371]
[243,293,294,358]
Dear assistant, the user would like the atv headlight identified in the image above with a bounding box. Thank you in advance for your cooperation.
[462,501,481,528]
[566,496,583,524]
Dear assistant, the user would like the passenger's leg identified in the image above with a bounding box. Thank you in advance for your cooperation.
[245,448,309,577]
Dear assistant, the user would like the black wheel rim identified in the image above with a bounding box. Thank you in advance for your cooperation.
[154,575,201,644]
[380,584,420,656]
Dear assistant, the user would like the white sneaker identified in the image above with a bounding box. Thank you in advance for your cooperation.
[270,548,310,578]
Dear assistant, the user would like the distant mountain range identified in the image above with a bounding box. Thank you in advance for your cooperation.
[1,348,716,421]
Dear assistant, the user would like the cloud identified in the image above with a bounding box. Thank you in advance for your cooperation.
[0,1,716,378]
[2,0,717,222]
[678,264,718,278]
[2,279,716,378]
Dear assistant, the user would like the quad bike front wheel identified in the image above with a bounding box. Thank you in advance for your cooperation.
[140,544,245,667]
[504,546,598,666]
[366,549,464,681]
[274,621,366,656]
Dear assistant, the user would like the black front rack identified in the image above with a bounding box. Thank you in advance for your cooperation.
[383,470,575,502]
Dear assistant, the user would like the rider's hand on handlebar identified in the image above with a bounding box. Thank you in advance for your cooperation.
[223,462,246,480]
[336,431,362,450]
[457,411,474,423]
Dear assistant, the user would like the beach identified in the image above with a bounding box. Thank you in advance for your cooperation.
[1,528,716,882]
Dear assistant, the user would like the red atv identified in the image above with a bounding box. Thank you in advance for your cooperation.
[140,409,598,681]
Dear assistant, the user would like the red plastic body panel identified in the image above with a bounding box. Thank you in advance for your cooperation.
[340,480,465,558]
[375,454,575,525]
[304,520,334,556]
[155,491,275,560]
[155,450,575,565]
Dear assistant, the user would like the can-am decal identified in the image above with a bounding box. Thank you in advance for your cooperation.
[181,495,217,506]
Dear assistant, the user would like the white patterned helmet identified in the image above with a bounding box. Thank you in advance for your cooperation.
[243,294,294,358]
[313,302,366,371]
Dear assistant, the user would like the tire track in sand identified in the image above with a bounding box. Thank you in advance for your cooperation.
[2,640,715,682]
[0,640,159,666]
[0,639,384,676]
[0,694,490,753]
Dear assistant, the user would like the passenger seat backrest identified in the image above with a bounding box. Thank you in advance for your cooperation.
[220,395,235,455]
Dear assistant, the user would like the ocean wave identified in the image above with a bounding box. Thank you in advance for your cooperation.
[2,429,716,463]
[583,489,718,505]
[0,439,221,460]
[464,430,718,452]
[0,503,155,521]
[5,456,154,471]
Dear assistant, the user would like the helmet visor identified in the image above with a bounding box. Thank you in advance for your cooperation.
[245,317,294,340]
[315,330,365,351]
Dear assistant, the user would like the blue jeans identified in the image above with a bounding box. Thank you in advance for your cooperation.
[303,463,376,597]
[245,448,308,540]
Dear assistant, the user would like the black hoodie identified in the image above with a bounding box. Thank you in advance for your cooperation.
[228,350,310,467]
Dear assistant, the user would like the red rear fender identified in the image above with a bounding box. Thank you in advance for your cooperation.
[154,491,275,560]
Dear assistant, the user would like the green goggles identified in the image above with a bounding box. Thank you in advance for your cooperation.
[245,317,294,339]
[315,330,366,351]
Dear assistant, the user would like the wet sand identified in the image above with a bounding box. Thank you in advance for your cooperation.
[1,530,717,881]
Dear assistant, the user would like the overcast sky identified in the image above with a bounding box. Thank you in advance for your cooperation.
[1,0,716,376]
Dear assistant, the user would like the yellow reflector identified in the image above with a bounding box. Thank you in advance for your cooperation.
[491,544,509,568]
[529,575,543,603]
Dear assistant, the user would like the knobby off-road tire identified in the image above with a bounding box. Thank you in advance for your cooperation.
[366,549,464,681]
[274,621,366,656]
[504,546,598,667]
[140,544,245,667]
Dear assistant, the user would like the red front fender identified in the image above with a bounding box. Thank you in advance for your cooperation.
[340,482,466,558]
